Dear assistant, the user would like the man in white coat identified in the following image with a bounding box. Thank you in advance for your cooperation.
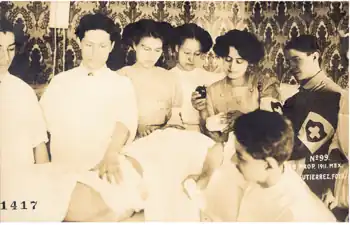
[40,13,140,221]
[0,17,66,222]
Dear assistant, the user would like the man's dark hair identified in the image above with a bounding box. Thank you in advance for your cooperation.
[0,17,14,34]
[284,35,320,55]
[284,35,322,66]
[75,13,121,43]
[213,29,264,64]
[0,17,24,52]
[173,23,213,53]
[233,110,294,165]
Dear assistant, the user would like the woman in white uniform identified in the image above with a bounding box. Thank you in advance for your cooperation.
[117,19,183,139]
[167,23,225,131]
[116,20,223,221]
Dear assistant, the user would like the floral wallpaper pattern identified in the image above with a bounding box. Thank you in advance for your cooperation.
[0,1,348,89]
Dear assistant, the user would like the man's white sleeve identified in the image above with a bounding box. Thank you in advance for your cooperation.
[39,76,60,134]
[115,78,138,144]
[26,87,48,148]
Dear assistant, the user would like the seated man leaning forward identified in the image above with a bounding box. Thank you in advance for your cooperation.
[186,110,337,222]
[40,13,139,222]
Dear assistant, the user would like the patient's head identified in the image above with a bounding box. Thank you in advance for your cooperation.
[231,110,294,186]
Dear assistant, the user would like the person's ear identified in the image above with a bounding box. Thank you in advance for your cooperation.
[132,43,137,51]
[312,51,320,62]
[265,157,279,171]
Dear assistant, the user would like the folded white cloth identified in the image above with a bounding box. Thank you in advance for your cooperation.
[184,163,246,222]
[206,113,227,132]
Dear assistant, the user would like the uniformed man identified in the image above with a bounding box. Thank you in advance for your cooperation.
[283,35,349,202]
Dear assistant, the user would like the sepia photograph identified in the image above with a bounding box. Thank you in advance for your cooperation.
[0,0,349,222]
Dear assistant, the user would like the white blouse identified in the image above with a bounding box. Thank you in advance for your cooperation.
[171,66,225,125]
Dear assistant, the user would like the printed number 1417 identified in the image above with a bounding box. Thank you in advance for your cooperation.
[0,201,37,210]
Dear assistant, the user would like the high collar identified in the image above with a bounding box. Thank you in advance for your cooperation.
[172,65,201,74]
[77,64,109,77]
[299,70,325,91]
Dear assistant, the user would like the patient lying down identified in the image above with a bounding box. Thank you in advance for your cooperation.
[67,111,337,222]
[61,127,222,222]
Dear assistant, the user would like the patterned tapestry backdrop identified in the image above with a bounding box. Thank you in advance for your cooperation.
[0,1,349,89]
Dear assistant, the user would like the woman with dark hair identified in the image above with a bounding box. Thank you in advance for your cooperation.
[117,19,183,138]
[168,23,225,131]
[115,20,220,221]
[186,30,281,222]
[192,29,281,145]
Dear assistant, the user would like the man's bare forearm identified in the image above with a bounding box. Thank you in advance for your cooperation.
[106,122,130,154]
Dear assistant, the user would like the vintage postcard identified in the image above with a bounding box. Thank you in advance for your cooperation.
[0,0,348,222]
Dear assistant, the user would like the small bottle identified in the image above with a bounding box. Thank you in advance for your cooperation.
[195,85,207,99]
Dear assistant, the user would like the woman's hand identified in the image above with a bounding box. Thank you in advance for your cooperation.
[191,91,207,111]
[91,150,123,184]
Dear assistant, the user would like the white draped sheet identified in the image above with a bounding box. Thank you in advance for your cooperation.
[124,128,215,221]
